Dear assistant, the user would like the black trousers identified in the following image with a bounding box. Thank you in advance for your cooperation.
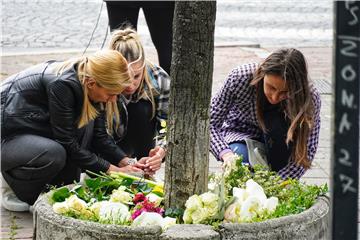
[1,134,81,205]
[117,99,157,159]
[105,1,174,74]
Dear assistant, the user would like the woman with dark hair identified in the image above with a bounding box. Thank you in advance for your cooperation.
[210,48,321,179]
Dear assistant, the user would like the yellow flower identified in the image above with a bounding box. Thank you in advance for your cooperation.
[160,120,167,128]
[152,185,164,196]
[53,201,69,214]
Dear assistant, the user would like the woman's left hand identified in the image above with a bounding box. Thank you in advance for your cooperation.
[139,146,166,174]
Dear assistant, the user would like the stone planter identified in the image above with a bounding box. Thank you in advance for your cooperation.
[33,194,329,240]
[218,196,330,240]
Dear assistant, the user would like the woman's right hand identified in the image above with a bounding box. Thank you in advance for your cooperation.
[106,164,144,175]
[221,152,237,168]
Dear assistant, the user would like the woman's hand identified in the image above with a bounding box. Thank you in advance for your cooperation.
[221,152,237,168]
[118,157,146,168]
[137,146,166,175]
[106,164,143,175]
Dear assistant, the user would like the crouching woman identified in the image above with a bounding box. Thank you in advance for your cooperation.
[210,48,321,179]
[1,50,141,211]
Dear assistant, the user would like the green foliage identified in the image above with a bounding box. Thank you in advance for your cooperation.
[164,207,185,223]
[50,186,71,203]
[50,171,161,204]
[224,157,328,222]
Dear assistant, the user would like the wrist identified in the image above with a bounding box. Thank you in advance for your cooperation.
[119,157,130,167]
[107,164,116,174]
[222,152,236,162]
[119,157,137,167]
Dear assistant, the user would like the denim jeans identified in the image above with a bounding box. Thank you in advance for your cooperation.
[229,141,249,164]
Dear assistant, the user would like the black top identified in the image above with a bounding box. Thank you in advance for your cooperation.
[263,98,293,172]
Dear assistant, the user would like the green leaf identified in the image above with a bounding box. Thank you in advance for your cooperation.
[133,181,152,194]
[121,178,134,187]
[51,187,70,202]
[70,185,90,202]
[164,207,184,222]
[85,177,101,191]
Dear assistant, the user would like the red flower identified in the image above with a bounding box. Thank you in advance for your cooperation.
[133,193,146,204]
[131,198,165,220]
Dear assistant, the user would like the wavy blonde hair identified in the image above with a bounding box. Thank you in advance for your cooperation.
[250,48,314,169]
[55,50,131,132]
[109,27,158,119]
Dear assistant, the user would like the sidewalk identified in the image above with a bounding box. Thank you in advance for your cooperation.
[0,45,333,239]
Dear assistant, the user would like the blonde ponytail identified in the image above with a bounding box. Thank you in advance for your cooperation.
[110,27,158,119]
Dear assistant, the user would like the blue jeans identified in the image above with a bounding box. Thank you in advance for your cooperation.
[229,142,249,164]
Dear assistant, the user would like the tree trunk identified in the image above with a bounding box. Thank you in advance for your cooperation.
[165,1,217,209]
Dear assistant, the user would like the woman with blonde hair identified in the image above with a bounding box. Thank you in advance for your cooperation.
[210,48,321,179]
[1,50,141,211]
[103,27,171,176]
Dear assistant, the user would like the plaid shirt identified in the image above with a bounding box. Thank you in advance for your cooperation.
[210,63,321,179]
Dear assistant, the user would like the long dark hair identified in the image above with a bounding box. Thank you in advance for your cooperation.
[250,48,314,169]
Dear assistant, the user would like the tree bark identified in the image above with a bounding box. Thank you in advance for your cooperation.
[165,1,217,209]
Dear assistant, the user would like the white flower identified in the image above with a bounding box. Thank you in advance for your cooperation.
[224,180,279,223]
[53,201,69,214]
[208,181,216,192]
[99,201,130,225]
[183,209,193,224]
[131,212,176,231]
[146,193,163,207]
[66,195,87,212]
[161,217,176,230]
[183,191,221,224]
[240,196,262,222]
[89,201,104,218]
[232,187,248,204]
[245,179,267,203]
[224,201,242,223]
[185,195,203,211]
[110,186,133,204]
[132,212,163,227]
[200,192,218,207]
[190,208,209,224]
[264,196,278,213]
[200,192,219,218]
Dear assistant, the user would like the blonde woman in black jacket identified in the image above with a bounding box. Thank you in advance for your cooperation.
[1,50,141,211]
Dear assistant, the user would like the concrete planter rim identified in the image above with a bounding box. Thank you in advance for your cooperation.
[34,192,329,231]
[33,193,162,234]
[219,195,330,230]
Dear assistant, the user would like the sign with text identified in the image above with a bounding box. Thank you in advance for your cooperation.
[332,1,360,239]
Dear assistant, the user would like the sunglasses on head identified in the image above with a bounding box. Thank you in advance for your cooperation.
[127,55,145,77]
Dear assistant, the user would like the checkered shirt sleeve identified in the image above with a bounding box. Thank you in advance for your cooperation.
[210,63,258,159]
[151,64,171,149]
[278,87,321,179]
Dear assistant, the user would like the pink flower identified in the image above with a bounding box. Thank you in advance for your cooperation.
[131,199,165,220]
[131,209,144,220]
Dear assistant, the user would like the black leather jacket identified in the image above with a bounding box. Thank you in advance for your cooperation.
[1,61,127,173]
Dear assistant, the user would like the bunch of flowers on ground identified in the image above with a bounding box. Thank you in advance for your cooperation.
[49,171,176,230]
[50,156,327,229]
[183,156,328,226]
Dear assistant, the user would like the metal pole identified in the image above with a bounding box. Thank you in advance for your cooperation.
[331,1,360,239]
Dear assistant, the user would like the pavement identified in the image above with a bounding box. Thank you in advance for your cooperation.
[0,44,334,239]
[1,1,333,55]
